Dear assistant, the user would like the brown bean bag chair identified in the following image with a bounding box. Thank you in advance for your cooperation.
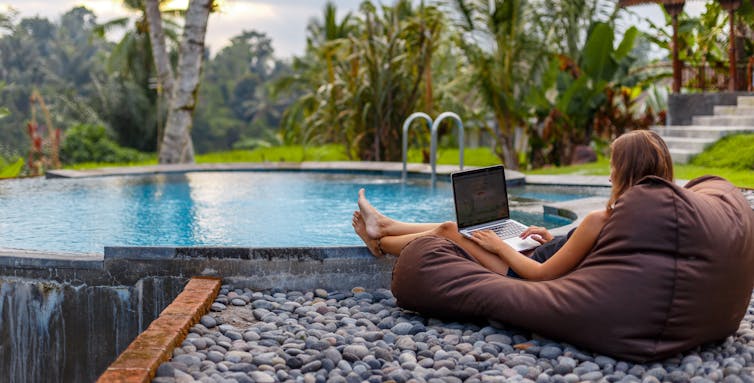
[392,175,754,362]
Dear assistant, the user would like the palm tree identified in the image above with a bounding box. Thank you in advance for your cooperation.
[450,0,548,169]
[145,0,213,164]
[275,2,356,153]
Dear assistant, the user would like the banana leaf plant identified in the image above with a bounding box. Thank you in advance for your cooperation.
[527,21,643,167]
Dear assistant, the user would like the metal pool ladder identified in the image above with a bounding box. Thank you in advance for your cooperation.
[402,112,465,184]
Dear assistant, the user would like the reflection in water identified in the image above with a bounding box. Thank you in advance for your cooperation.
[0,172,608,253]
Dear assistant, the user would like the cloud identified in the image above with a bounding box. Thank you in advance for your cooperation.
[206,0,363,58]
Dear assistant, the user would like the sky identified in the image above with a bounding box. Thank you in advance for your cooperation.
[0,0,708,59]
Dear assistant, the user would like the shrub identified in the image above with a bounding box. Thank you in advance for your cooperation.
[60,124,148,165]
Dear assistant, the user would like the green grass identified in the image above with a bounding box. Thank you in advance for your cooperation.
[691,133,754,170]
[406,147,502,167]
[526,157,613,176]
[67,157,158,170]
[196,144,350,163]
[525,157,754,188]
[62,142,753,188]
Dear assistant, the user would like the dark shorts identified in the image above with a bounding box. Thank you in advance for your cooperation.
[506,228,576,279]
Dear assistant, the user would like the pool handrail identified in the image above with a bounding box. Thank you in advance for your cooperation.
[430,112,464,184]
[401,112,433,182]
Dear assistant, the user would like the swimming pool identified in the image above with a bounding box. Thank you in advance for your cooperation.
[0,171,609,254]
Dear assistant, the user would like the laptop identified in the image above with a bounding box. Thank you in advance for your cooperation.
[451,165,541,252]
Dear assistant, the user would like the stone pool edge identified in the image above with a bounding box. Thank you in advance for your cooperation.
[44,161,526,186]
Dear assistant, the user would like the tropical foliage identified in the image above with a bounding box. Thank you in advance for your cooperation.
[1,0,674,175]
[0,5,288,171]
[278,1,449,162]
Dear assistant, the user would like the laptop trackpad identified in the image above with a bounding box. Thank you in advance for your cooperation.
[505,236,541,252]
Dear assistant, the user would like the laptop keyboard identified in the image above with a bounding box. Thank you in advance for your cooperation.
[487,221,525,239]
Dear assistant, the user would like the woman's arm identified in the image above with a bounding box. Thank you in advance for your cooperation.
[470,210,609,281]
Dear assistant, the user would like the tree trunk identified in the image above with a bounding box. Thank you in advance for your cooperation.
[144,0,174,99]
[495,115,520,170]
[154,0,212,164]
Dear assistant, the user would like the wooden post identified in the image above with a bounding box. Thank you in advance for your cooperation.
[663,2,685,93]
[720,0,741,91]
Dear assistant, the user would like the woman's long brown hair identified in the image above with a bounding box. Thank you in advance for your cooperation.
[607,130,674,212]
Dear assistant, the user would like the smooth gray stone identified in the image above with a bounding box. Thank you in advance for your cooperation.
[595,355,617,368]
[362,331,383,342]
[301,360,323,373]
[243,331,260,341]
[253,352,277,366]
[286,356,303,369]
[573,361,600,375]
[323,347,342,364]
[580,371,603,381]
[485,334,512,344]
[225,350,253,363]
[225,331,242,341]
[173,354,201,366]
[508,355,537,367]
[540,345,563,359]
[227,363,256,373]
[249,371,275,383]
[378,317,396,329]
[206,351,224,364]
[645,367,667,380]
[199,315,217,328]
[156,362,176,377]
[210,302,226,312]
[192,337,210,350]
[396,336,418,351]
[667,371,691,383]
[343,344,370,360]
[392,322,414,336]
[251,299,275,310]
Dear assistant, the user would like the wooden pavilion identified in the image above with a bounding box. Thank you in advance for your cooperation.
[619,0,744,93]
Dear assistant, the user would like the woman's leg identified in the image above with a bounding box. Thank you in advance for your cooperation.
[357,189,440,238]
[354,188,512,275]
[355,215,512,275]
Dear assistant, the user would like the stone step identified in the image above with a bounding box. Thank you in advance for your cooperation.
[651,125,754,139]
[713,105,754,116]
[692,115,754,126]
[669,148,696,164]
[737,96,754,107]
[661,136,716,152]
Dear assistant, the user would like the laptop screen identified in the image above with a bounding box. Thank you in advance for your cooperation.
[452,165,510,229]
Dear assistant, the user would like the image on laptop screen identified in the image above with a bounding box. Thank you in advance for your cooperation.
[453,166,510,229]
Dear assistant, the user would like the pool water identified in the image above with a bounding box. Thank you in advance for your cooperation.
[0,172,609,254]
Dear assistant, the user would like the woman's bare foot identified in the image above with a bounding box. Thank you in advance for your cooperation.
[352,211,383,257]
[357,188,391,239]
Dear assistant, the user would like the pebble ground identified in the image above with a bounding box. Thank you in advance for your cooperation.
[152,286,754,383]
[152,191,754,383]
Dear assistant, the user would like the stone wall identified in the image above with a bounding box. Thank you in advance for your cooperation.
[0,246,393,382]
[667,92,754,125]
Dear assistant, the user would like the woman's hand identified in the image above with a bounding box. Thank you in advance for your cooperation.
[520,226,553,244]
[468,230,507,254]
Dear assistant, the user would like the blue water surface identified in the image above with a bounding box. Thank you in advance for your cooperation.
[0,172,608,254]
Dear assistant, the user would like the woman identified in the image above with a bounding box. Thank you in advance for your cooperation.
[353,130,674,281]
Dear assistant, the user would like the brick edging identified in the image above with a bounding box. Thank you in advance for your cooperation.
[97,276,222,383]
